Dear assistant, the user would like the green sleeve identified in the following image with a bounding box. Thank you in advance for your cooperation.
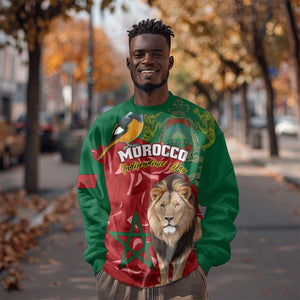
[195,130,239,275]
[77,143,111,275]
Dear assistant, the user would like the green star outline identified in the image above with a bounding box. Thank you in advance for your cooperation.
[108,211,154,270]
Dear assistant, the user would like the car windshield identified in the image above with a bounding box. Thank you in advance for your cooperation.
[276,116,297,124]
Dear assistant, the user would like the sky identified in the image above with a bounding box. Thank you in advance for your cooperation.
[93,0,157,53]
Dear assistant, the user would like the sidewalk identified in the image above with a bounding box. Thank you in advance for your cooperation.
[226,134,300,188]
[0,153,96,299]
[0,152,80,197]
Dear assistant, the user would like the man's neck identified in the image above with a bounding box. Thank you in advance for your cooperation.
[133,86,169,106]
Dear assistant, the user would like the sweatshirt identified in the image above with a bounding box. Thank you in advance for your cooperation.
[77,92,239,287]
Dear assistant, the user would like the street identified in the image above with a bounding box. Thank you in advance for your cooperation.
[0,137,299,299]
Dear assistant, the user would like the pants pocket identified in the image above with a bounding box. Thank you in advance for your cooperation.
[95,269,104,282]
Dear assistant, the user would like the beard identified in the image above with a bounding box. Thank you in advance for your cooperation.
[130,70,169,92]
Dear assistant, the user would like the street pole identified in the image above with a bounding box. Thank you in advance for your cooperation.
[87,6,94,127]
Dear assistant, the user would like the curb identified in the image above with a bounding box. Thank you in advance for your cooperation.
[247,153,300,188]
[228,137,300,189]
[283,176,300,188]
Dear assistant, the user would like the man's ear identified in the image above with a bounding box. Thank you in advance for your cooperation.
[126,57,130,69]
[169,56,174,69]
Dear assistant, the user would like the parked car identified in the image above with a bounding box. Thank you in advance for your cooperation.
[275,115,299,136]
[0,117,25,169]
[15,113,57,151]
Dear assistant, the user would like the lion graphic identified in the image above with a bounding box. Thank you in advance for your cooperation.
[147,173,202,286]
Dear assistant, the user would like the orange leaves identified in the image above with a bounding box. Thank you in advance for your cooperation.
[151,0,259,94]
[43,17,125,92]
[0,188,78,291]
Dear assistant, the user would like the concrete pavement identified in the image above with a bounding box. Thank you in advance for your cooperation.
[0,135,299,299]
[228,133,300,188]
[0,152,79,197]
[209,136,300,300]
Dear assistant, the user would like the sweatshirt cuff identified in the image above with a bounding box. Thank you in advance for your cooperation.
[197,252,212,275]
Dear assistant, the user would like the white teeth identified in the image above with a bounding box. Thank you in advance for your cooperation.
[141,70,155,74]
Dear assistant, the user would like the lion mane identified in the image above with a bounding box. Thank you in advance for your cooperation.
[147,173,202,285]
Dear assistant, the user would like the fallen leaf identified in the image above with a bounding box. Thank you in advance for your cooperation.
[63,221,75,233]
[258,237,267,243]
[294,210,300,216]
[77,241,84,247]
[27,256,39,263]
[47,259,58,265]
[262,288,270,294]
[50,281,62,286]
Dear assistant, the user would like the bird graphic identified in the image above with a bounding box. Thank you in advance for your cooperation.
[98,112,144,160]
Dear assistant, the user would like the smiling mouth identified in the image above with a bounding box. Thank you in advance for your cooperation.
[140,69,157,75]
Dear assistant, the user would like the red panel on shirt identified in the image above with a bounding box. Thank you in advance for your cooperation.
[77,174,98,189]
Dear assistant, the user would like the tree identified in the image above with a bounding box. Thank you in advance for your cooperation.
[234,0,282,157]
[281,0,300,137]
[0,1,93,194]
[43,18,125,92]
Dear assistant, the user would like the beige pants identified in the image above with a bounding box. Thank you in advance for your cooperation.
[96,266,208,300]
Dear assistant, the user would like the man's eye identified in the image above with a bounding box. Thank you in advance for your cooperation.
[153,53,162,57]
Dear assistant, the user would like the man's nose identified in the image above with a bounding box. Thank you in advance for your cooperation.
[142,53,153,64]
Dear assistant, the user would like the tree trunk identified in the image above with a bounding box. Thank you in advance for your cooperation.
[263,71,278,157]
[25,45,41,194]
[193,81,214,110]
[216,92,222,125]
[282,0,300,138]
[256,54,278,157]
[251,3,279,157]
[224,89,233,136]
[240,82,251,144]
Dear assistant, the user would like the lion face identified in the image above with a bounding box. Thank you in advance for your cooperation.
[147,174,196,248]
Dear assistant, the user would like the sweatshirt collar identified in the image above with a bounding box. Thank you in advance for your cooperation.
[127,91,176,113]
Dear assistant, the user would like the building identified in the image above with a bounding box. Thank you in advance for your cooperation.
[0,31,28,122]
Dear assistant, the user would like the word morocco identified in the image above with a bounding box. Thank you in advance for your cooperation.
[117,143,189,163]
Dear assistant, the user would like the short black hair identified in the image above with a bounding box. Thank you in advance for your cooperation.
[127,18,174,48]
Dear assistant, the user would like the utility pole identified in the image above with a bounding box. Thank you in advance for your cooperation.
[87,6,94,127]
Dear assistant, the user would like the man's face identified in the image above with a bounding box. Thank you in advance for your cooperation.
[127,34,174,92]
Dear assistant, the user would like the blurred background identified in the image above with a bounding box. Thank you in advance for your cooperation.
[0,0,299,299]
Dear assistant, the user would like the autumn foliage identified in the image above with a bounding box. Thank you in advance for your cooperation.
[43,18,126,91]
[0,188,78,290]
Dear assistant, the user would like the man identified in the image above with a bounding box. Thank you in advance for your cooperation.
[78,19,239,299]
